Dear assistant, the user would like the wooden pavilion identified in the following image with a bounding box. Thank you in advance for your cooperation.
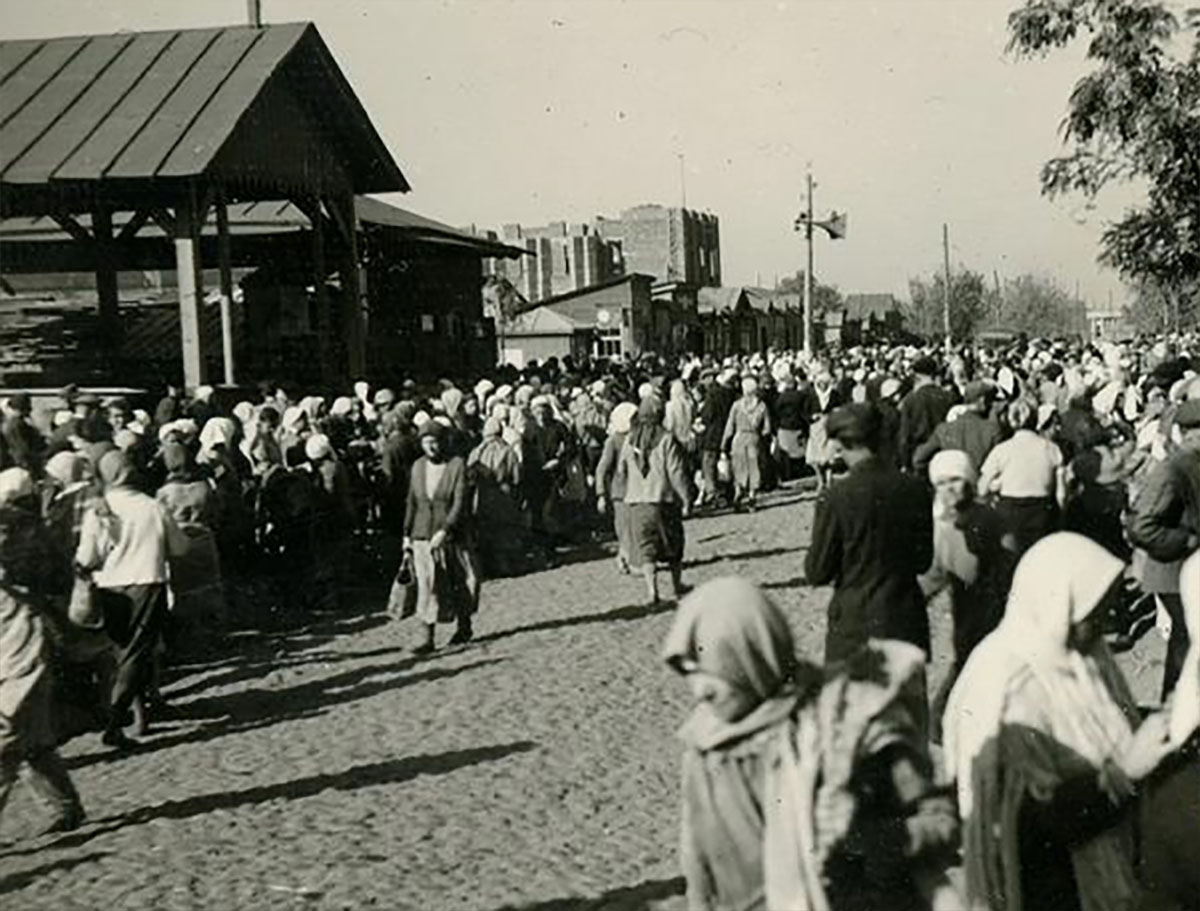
[0,21,408,389]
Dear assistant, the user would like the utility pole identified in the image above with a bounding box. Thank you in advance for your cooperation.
[677,153,687,210]
[246,0,263,26]
[804,171,815,358]
[942,223,952,354]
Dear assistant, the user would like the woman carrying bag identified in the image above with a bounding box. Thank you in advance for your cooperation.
[403,422,479,654]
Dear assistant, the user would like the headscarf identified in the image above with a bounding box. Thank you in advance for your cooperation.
[281,406,307,434]
[608,401,637,436]
[199,417,237,462]
[305,433,333,461]
[232,401,255,425]
[1171,550,1200,747]
[663,577,809,750]
[929,449,977,486]
[627,396,665,474]
[113,428,140,451]
[441,387,465,418]
[482,416,502,439]
[741,376,759,397]
[300,396,325,421]
[330,396,354,417]
[161,441,195,482]
[0,467,35,507]
[944,533,1139,911]
[97,450,134,489]
[45,451,89,487]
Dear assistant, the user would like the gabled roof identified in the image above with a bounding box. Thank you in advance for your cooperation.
[745,287,801,313]
[0,23,406,193]
[503,305,589,336]
[844,293,900,321]
[511,273,654,316]
[697,286,748,315]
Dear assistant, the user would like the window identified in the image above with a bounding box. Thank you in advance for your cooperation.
[563,242,571,275]
[421,314,436,333]
[594,327,622,358]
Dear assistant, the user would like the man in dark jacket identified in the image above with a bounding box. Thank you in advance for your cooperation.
[2,394,45,477]
[897,357,953,471]
[697,370,736,508]
[1127,398,1200,698]
[912,381,1004,477]
[805,403,934,663]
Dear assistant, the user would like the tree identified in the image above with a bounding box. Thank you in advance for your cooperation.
[1124,276,1200,332]
[1008,1,1200,322]
[775,271,843,315]
[908,270,991,342]
[996,274,1086,336]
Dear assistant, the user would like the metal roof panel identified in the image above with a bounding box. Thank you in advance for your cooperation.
[54,30,217,180]
[157,24,303,178]
[107,28,259,179]
[1,34,133,183]
[0,40,46,87]
[0,37,87,131]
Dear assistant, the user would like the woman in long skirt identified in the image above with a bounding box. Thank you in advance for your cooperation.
[404,422,479,653]
[722,377,772,510]
[595,402,637,574]
[802,371,842,493]
[467,417,524,577]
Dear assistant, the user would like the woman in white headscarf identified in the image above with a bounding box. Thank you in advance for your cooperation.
[722,377,772,511]
[595,402,638,575]
[944,533,1180,911]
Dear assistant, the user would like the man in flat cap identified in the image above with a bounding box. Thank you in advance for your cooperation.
[805,403,934,663]
[1128,397,1200,699]
[897,356,953,472]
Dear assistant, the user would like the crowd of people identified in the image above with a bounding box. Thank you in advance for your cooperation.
[0,329,1198,908]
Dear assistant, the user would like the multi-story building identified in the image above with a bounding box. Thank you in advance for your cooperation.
[475,204,720,303]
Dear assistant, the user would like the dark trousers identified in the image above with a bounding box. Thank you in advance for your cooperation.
[0,744,82,822]
[99,583,166,731]
[1160,593,1190,701]
[700,449,726,503]
[997,496,1059,558]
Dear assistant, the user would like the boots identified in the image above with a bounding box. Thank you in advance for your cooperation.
[412,623,436,655]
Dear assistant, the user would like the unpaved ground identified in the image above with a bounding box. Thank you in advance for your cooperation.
[0,489,1165,911]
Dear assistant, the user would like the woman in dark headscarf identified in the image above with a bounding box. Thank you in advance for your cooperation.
[156,441,224,654]
[665,577,960,910]
[619,396,692,604]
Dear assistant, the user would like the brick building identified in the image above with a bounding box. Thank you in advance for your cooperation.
[478,204,720,304]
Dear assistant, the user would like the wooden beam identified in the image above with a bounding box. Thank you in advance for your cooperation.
[215,188,237,386]
[329,192,365,379]
[50,212,92,244]
[117,209,153,241]
[310,195,334,382]
[148,207,176,236]
[92,207,120,353]
[173,190,206,391]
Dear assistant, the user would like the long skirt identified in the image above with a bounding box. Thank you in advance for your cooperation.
[0,587,55,757]
[777,428,805,460]
[628,502,685,567]
[412,538,480,625]
[168,523,225,641]
[730,432,762,494]
[996,495,1059,558]
[805,417,838,467]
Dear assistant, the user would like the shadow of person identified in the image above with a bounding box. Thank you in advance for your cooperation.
[470,601,677,647]
[487,874,685,910]
[0,851,111,895]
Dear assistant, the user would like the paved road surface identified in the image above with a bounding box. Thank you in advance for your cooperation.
[0,489,1166,910]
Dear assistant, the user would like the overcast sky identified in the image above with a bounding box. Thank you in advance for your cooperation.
[6,0,1157,307]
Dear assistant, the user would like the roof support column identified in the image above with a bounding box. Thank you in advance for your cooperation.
[329,192,365,380]
[173,191,206,391]
[215,188,236,386]
[309,197,334,383]
[92,207,120,355]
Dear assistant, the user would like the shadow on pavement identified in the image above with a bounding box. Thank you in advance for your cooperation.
[67,658,504,771]
[472,601,677,646]
[684,545,804,569]
[492,875,686,910]
[0,851,111,894]
[760,575,807,591]
[18,742,539,856]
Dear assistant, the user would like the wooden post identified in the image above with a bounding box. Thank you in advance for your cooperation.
[943,223,952,354]
[173,192,206,391]
[215,189,236,386]
[331,192,365,380]
[310,197,333,382]
[92,207,120,353]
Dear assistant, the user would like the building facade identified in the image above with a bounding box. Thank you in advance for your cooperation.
[478,204,720,304]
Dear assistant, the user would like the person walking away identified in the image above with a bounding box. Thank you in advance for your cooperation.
[1063,446,1132,561]
[696,370,736,509]
[943,533,1182,911]
[664,378,697,475]
[912,381,1003,478]
[467,417,524,578]
[404,423,478,653]
[2,393,46,478]
[594,402,637,575]
[977,399,1066,557]
[156,442,225,657]
[304,434,355,612]
[0,468,84,835]
[919,450,1015,742]
[772,374,806,483]
[76,450,184,750]
[620,397,692,605]
[722,377,773,511]
[665,577,961,911]
[898,357,953,472]
[1126,398,1200,699]
[805,403,934,663]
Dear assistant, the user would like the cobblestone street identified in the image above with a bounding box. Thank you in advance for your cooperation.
[0,490,1166,911]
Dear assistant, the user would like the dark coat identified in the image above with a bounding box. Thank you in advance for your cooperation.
[1126,448,1200,564]
[699,384,736,451]
[805,456,934,662]
[404,456,468,541]
[912,410,1004,477]
[897,383,953,471]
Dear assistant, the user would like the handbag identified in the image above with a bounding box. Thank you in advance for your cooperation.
[68,574,104,629]
[386,550,418,619]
